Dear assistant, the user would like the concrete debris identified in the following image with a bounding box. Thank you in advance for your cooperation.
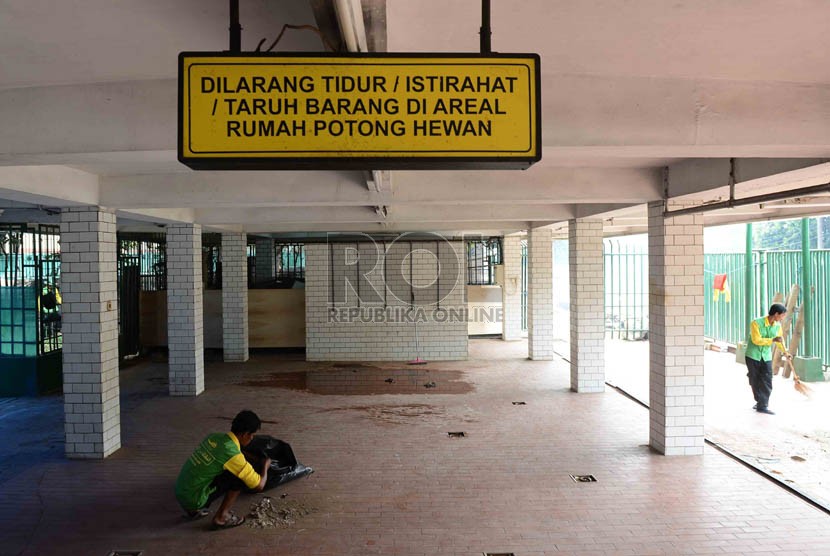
[246,496,314,529]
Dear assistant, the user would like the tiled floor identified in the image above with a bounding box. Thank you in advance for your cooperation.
[2,339,830,556]
[602,339,830,510]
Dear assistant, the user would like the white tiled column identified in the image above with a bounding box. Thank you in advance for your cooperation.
[254,237,275,285]
[527,228,554,360]
[501,235,523,341]
[648,201,705,456]
[569,219,605,393]
[222,232,249,362]
[60,207,120,459]
[166,224,204,396]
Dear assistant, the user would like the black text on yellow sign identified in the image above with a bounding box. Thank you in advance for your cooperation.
[178,53,541,170]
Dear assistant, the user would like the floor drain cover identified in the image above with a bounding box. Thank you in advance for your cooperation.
[108,552,143,556]
[570,474,597,483]
[447,431,466,438]
[483,553,515,556]
[511,401,526,405]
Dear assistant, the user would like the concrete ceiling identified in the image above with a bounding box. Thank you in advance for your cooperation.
[0,0,829,235]
[0,0,323,89]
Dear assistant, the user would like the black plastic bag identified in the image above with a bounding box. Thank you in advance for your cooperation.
[245,435,313,492]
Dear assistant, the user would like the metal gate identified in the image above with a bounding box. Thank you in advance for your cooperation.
[603,239,648,340]
[117,234,166,358]
[520,239,528,330]
[117,240,141,357]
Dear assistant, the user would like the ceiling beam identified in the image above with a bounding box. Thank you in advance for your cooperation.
[668,158,830,199]
[3,76,829,165]
[100,166,660,208]
[244,221,534,234]
[193,203,581,225]
[0,166,98,206]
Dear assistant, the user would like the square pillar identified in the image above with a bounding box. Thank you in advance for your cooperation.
[648,202,705,456]
[501,235,523,341]
[60,207,120,459]
[222,232,249,362]
[166,224,204,396]
[254,237,275,285]
[569,218,605,392]
[527,228,554,360]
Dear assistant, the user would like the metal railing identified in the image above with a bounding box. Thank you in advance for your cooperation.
[0,224,62,357]
[466,238,502,285]
[704,250,830,369]
[520,239,528,330]
[603,239,648,340]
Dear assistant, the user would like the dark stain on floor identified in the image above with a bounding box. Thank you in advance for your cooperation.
[236,367,474,395]
[320,403,446,425]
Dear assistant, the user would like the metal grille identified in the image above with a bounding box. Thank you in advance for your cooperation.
[0,224,62,357]
[466,238,502,285]
[604,239,648,340]
[276,243,305,281]
[117,233,165,358]
[203,234,222,290]
[117,233,166,292]
[247,243,256,287]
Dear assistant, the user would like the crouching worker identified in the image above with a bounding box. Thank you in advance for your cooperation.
[175,410,271,530]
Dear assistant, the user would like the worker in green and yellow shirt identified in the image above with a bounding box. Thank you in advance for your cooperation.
[175,410,270,530]
[745,303,787,415]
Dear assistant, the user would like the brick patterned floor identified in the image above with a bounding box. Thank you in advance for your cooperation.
[602,339,830,510]
[2,339,829,555]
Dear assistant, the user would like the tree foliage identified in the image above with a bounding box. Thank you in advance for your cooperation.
[752,216,830,250]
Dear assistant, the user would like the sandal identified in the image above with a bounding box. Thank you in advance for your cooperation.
[210,513,245,531]
[187,508,210,520]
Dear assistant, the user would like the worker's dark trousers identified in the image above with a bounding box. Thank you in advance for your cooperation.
[746,356,773,409]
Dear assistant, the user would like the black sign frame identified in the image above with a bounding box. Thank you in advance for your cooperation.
[178,51,541,171]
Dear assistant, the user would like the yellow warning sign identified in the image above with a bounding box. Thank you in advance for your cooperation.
[179,53,540,170]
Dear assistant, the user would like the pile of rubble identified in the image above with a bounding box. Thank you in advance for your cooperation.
[246,496,314,529]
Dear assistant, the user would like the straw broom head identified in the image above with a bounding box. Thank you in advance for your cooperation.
[777,341,812,398]
[785,355,812,398]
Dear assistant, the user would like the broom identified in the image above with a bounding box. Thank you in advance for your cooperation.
[775,340,812,397]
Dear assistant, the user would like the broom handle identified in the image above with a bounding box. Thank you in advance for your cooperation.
[775,340,802,382]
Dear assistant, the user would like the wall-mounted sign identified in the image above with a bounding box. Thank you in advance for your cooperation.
[179,52,540,170]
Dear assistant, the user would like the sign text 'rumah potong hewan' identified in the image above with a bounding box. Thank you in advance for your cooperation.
[179,53,541,170]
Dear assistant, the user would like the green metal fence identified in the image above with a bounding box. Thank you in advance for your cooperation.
[703,253,751,345]
[604,239,648,340]
[605,242,830,370]
[703,250,830,369]
[0,224,61,357]
[520,239,528,331]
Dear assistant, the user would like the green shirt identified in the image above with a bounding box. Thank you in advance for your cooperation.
[175,432,261,511]
[745,316,781,362]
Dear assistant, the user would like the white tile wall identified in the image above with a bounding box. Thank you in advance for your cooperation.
[501,235,524,341]
[60,207,120,458]
[166,224,205,396]
[222,232,249,362]
[569,219,605,392]
[528,228,554,360]
[305,241,468,361]
[647,201,705,456]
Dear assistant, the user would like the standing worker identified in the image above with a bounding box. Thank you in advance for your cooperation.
[745,303,788,415]
[175,410,271,530]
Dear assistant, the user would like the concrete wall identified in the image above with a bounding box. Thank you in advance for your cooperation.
[305,241,468,361]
